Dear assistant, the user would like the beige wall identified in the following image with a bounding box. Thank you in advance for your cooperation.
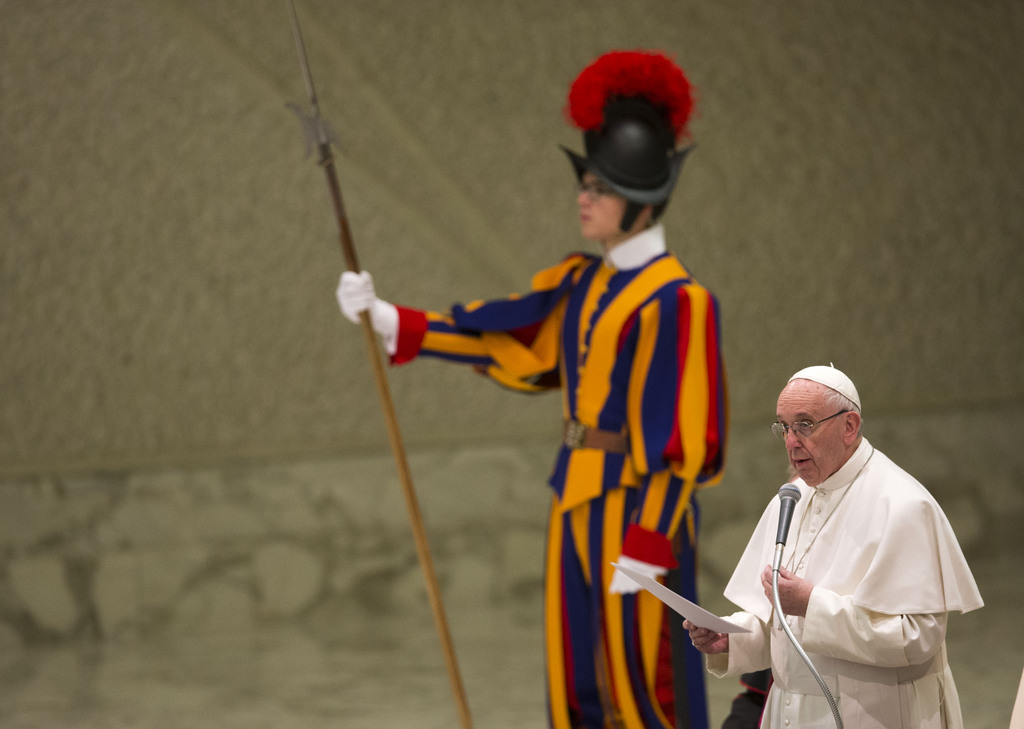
[2,0,1021,472]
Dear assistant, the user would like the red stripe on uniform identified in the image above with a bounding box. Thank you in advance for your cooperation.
[663,289,691,463]
[702,297,723,476]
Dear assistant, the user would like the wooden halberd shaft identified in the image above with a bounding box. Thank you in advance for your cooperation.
[285,3,474,727]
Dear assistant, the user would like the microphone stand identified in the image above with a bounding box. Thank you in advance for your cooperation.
[771,542,843,729]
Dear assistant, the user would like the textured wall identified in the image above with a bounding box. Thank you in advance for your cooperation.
[2,0,1022,472]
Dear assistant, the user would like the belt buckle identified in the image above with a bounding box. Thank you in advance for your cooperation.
[564,420,587,449]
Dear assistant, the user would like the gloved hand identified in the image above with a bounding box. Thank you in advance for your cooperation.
[336,270,399,355]
[609,555,667,595]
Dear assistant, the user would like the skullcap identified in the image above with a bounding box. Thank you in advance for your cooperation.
[788,365,861,410]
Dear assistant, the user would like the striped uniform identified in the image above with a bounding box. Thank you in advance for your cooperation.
[389,236,727,729]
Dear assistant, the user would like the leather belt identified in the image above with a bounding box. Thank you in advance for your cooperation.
[563,420,628,453]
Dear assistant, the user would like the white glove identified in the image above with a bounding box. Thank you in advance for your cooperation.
[609,555,667,595]
[336,270,399,355]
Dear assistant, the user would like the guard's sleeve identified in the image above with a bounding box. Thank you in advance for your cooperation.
[620,284,728,567]
[660,284,727,486]
[387,254,591,391]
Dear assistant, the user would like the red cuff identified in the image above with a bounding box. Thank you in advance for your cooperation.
[621,524,678,569]
[391,306,428,365]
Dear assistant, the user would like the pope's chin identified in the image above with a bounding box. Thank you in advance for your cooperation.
[790,459,815,481]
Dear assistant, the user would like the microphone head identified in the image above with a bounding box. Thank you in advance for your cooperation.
[775,483,802,546]
[778,483,802,502]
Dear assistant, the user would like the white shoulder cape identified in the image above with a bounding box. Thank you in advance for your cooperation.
[724,439,984,621]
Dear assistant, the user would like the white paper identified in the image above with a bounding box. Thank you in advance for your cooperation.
[611,562,750,634]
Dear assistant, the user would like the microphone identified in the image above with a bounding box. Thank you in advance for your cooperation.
[775,483,802,546]
[770,482,844,728]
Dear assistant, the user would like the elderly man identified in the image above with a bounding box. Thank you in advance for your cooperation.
[685,365,982,728]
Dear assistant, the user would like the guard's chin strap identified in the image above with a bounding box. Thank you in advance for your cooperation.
[619,202,645,232]
[619,200,669,232]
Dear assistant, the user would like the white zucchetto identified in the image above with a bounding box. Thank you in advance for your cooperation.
[789,364,861,410]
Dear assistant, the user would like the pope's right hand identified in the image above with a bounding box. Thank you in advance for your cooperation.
[683,619,729,655]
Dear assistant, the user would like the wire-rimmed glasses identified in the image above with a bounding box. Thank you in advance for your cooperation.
[576,179,616,201]
[771,410,848,440]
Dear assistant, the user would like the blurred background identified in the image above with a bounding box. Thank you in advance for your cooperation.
[1,1,1022,727]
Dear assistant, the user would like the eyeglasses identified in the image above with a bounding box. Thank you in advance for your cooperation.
[770,410,848,440]
[576,179,616,201]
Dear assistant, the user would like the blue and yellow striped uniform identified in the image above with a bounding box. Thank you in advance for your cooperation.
[391,247,727,729]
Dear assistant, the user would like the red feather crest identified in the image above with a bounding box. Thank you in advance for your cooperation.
[566,50,694,141]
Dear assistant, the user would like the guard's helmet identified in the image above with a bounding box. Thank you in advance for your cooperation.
[562,51,695,231]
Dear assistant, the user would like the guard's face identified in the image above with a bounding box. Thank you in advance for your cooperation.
[576,173,628,246]
[775,380,859,487]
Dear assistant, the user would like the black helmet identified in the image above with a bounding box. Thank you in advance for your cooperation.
[563,51,695,229]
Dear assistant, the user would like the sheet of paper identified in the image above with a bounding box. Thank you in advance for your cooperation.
[611,562,750,634]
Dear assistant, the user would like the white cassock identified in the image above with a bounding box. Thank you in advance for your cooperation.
[708,438,983,728]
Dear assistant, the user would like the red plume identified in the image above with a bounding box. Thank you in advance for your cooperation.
[565,50,695,141]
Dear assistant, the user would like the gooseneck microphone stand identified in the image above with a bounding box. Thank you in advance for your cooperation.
[772,484,843,729]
